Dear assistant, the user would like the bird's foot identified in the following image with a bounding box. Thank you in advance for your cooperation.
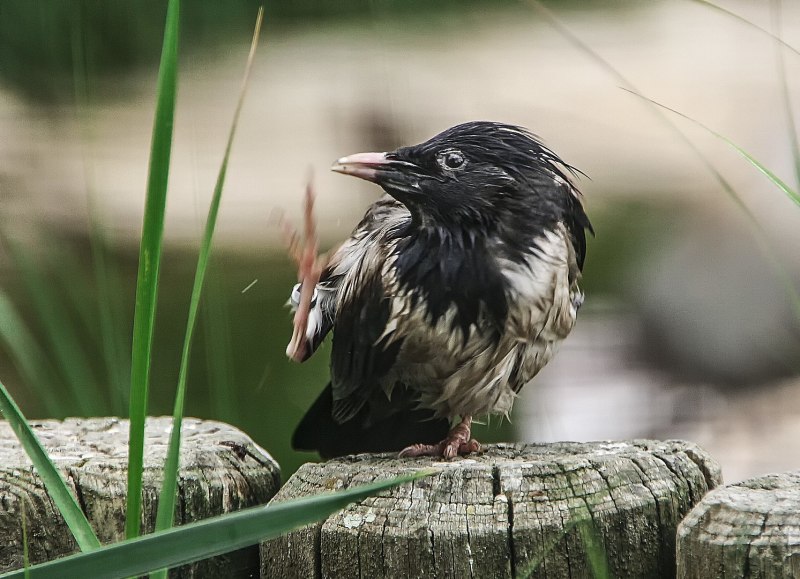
[398,439,481,459]
[398,416,480,459]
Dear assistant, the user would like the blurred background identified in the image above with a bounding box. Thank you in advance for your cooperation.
[0,0,798,482]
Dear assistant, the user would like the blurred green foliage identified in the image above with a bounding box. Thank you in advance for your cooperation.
[0,240,315,476]
[0,0,629,101]
[580,198,683,298]
[0,0,523,101]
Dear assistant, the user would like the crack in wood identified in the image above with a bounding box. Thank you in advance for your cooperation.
[507,486,517,579]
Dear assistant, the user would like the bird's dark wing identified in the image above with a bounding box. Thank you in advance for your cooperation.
[286,198,401,362]
[330,273,400,422]
[292,382,450,459]
[326,199,410,424]
[289,196,413,425]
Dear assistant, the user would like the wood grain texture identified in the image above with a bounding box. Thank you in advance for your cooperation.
[261,440,720,578]
[0,416,280,577]
[677,471,800,579]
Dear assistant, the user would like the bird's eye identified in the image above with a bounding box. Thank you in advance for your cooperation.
[438,150,467,171]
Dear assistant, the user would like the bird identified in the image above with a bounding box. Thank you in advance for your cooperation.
[289,121,592,459]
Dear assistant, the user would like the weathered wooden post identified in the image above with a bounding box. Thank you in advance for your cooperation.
[0,417,281,577]
[677,471,800,579]
[261,440,720,578]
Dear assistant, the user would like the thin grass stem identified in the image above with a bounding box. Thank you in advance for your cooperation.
[126,0,181,540]
[150,10,264,576]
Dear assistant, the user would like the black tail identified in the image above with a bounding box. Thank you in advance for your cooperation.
[292,383,450,459]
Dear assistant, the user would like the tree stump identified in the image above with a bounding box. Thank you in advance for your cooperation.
[0,416,281,577]
[261,440,720,578]
[677,471,800,579]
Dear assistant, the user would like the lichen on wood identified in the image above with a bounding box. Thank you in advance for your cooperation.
[0,416,280,577]
[677,470,800,579]
[261,440,720,578]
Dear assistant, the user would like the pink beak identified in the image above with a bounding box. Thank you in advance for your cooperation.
[331,152,389,183]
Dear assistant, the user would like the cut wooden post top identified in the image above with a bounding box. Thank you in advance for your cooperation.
[678,470,800,579]
[0,416,278,471]
[0,416,280,578]
[263,440,721,579]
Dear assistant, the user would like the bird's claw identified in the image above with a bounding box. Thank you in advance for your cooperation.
[398,416,480,459]
[398,439,481,459]
[444,438,481,459]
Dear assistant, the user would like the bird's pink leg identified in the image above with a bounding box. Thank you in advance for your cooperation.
[398,415,481,459]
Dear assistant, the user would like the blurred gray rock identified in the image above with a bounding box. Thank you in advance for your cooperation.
[631,216,800,385]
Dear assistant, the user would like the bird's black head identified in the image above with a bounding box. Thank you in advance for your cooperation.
[332,121,586,232]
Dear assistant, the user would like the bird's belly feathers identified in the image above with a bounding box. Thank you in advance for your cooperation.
[391,329,563,419]
[383,226,580,419]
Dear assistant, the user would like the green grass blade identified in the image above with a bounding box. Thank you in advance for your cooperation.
[621,89,800,208]
[0,234,104,416]
[2,471,434,579]
[0,378,101,552]
[620,89,800,321]
[22,507,30,579]
[522,0,777,212]
[126,0,181,540]
[693,0,800,188]
[517,518,579,578]
[0,291,66,417]
[691,0,800,187]
[691,0,800,57]
[151,7,264,562]
[47,247,128,413]
[523,0,800,322]
[70,9,131,416]
[719,136,800,206]
[203,276,237,423]
[770,1,800,189]
[515,516,609,579]
[85,241,131,415]
[578,519,610,579]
